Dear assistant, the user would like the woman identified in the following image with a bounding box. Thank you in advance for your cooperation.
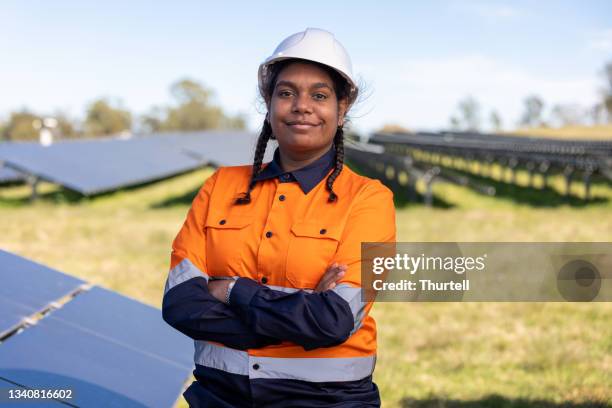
[162,28,396,407]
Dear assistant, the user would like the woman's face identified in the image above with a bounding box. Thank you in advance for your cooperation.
[268,61,347,158]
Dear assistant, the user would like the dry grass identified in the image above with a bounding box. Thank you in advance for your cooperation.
[508,125,612,140]
[1,166,611,407]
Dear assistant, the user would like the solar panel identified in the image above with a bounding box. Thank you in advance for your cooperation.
[0,250,85,338]
[0,315,187,408]
[0,165,23,183]
[46,286,193,370]
[0,251,193,407]
[0,131,273,196]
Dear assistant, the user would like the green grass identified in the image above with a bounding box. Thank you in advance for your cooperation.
[1,167,611,407]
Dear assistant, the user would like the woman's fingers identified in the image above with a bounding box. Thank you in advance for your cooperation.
[314,263,348,292]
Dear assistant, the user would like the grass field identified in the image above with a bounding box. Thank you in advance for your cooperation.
[1,166,611,407]
[508,124,612,140]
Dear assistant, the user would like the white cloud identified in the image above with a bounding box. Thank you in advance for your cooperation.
[587,28,612,52]
[353,55,600,133]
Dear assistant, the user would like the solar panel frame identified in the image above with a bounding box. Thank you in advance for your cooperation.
[0,250,85,338]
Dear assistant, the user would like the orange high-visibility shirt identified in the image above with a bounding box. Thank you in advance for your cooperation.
[165,154,396,384]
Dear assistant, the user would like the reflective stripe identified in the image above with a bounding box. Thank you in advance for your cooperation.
[194,340,375,382]
[250,355,376,382]
[164,258,209,294]
[266,284,312,294]
[194,340,249,375]
[332,284,366,335]
[211,277,313,294]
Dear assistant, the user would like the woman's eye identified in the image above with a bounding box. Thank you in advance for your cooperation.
[278,90,293,97]
[313,93,328,100]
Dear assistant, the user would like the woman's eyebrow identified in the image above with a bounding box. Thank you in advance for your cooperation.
[276,80,333,91]
[311,82,334,92]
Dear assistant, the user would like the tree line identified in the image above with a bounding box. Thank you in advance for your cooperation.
[447,61,612,132]
[0,79,245,141]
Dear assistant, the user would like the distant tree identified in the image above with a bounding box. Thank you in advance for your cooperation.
[448,96,481,131]
[162,79,245,132]
[489,110,502,132]
[140,79,246,134]
[170,79,212,105]
[54,112,79,138]
[550,104,586,126]
[520,95,545,127]
[602,61,612,122]
[1,110,40,141]
[140,106,165,133]
[449,116,461,130]
[84,98,132,137]
[220,114,246,130]
[378,123,412,133]
[589,103,605,125]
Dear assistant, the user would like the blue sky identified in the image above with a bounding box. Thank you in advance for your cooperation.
[1,0,610,134]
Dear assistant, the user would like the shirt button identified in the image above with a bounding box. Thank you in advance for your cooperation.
[266,231,273,238]
[252,363,260,370]
[281,174,290,181]
[261,277,268,284]
[219,219,226,225]
[320,229,327,235]
[279,195,285,201]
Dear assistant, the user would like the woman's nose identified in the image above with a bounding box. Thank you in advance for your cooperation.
[292,93,313,113]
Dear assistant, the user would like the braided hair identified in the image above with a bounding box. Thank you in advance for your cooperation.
[235,59,354,205]
[235,119,272,204]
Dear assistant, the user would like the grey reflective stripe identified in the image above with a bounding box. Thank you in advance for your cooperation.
[266,284,312,294]
[193,340,375,382]
[164,258,209,294]
[210,278,313,294]
[249,355,375,382]
[194,340,249,375]
[332,284,367,335]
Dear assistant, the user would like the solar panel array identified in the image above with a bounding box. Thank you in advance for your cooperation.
[0,250,193,407]
[370,131,612,177]
[0,131,274,196]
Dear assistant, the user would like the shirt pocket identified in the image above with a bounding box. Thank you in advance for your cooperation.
[285,221,342,289]
[205,215,254,276]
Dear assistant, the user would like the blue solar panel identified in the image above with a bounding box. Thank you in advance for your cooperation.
[0,251,193,407]
[46,286,193,370]
[0,315,187,408]
[0,250,85,337]
[0,298,35,339]
[0,165,23,183]
[0,131,273,195]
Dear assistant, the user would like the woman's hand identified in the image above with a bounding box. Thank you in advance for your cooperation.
[314,263,347,293]
[208,279,232,303]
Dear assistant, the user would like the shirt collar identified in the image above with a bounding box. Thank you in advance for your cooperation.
[253,145,336,194]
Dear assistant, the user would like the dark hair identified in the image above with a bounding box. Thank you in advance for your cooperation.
[235,59,354,204]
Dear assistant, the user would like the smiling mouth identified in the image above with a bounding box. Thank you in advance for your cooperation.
[286,121,321,129]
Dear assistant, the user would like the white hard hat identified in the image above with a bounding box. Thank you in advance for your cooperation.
[258,28,357,103]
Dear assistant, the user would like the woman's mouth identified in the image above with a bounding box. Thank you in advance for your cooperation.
[286,121,320,131]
